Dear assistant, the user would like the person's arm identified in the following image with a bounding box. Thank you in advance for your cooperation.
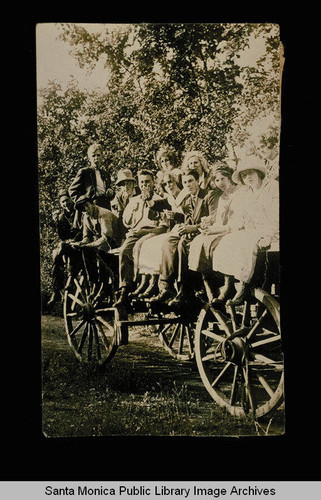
[68,168,86,202]
[122,197,142,228]
[258,180,279,248]
[207,190,220,217]
[131,225,167,238]
[70,216,93,247]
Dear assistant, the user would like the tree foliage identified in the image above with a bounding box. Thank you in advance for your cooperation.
[38,22,282,294]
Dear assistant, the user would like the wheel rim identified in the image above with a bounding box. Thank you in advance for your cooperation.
[63,275,118,365]
[195,290,284,418]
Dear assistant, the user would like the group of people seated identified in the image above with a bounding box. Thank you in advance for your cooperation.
[46,142,279,311]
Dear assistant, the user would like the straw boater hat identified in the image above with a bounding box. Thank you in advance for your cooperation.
[232,156,266,185]
[115,169,136,186]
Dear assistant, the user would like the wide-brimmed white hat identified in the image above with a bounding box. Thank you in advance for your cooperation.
[232,156,266,184]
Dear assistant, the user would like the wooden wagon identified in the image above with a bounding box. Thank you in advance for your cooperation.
[63,247,283,419]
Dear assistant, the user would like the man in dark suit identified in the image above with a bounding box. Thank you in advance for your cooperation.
[151,168,219,306]
[47,189,82,307]
[68,143,114,228]
[70,194,121,287]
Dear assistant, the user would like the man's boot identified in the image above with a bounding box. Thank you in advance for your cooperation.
[168,283,191,307]
[149,280,176,303]
[114,287,130,307]
[139,274,159,298]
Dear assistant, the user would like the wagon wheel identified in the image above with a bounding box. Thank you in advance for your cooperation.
[63,270,118,366]
[194,288,284,418]
[158,312,195,361]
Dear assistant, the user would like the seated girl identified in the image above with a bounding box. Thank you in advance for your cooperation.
[189,156,279,305]
[188,164,240,302]
[211,156,279,305]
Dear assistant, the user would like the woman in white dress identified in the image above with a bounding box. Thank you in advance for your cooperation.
[210,156,279,305]
[130,170,184,298]
[188,164,240,301]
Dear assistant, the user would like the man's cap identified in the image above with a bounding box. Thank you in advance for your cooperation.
[115,169,136,185]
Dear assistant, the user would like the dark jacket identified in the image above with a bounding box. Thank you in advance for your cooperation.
[68,167,114,209]
[176,188,219,228]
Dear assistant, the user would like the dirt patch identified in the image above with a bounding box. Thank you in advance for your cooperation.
[41,314,285,438]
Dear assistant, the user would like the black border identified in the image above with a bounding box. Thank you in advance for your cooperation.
[6,10,317,483]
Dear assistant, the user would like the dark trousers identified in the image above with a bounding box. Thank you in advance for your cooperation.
[51,242,81,293]
[159,234,193,287]
[119,234,145,288]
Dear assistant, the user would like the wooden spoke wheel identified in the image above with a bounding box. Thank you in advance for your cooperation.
[158,313,195,361]
[63,273,118,366]
[194,288,284,418]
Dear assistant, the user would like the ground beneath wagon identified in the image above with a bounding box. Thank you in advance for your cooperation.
[41,313,285,438]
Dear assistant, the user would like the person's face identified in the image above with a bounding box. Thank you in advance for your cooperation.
[240,169,262,189]
[60,197,73,212]
[159,154,173,171]
[188,156,203,176]
[88,147,103,169]
[119,180,135,196]
[83,201,94,216]
[163,177,178,195]
[138,174,154,193]
[182,174,199,195]
[214,172,232,192]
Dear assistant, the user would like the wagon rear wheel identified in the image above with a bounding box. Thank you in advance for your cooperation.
[194,288,284,418]
[158,312,195,361]
[63,272,118,366]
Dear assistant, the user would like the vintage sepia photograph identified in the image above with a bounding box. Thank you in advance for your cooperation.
[37,22,284,438]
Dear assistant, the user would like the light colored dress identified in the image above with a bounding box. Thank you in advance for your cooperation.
[211,179,279,283]
[188,187,240,273]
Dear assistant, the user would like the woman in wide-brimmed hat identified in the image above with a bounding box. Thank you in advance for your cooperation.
[207,155,279,305]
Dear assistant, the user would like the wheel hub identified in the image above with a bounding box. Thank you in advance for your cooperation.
[221,337,246,363]
[82,302,95,321]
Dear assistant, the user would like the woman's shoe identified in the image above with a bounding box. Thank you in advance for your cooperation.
[130,274,150,297]
[139,275,159,298]
[149,288,175,303]
[226,282,251,306]
[212,275,235,304]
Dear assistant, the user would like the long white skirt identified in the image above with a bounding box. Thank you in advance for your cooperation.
[211,229,261,283]
[135,233,169,275]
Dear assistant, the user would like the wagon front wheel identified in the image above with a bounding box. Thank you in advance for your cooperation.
[63,275,118,365]
[194,289,284,418]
